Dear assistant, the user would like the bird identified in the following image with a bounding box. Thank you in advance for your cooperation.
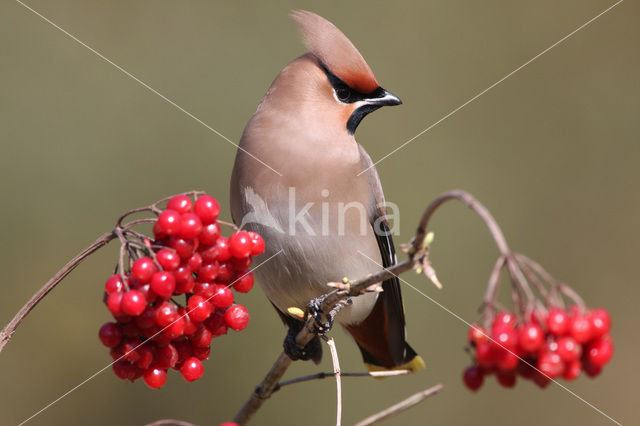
[230,10,424,373]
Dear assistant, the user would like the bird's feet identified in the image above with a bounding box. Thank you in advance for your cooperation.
[308,295,352,334]
[283,324,322,363]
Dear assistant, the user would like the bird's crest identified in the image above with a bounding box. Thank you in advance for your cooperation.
[290,10,379,94]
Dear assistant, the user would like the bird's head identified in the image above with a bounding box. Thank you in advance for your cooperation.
[280,10,401,136]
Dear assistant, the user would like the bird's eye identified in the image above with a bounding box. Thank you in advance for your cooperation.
[335,87,351,102]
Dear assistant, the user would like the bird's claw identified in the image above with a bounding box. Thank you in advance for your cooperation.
[308,295,352,334]
[283,325,321,362]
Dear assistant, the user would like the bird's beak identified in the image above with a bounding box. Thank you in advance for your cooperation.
[365,88,402,107]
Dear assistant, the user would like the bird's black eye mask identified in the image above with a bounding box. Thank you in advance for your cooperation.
[319,63,387,135]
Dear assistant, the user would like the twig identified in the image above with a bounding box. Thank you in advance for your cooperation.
[274,369,410,391]
[0,231,117,353]
[324,337,342,426]
[144,420,197,426]
[354,383,444,426]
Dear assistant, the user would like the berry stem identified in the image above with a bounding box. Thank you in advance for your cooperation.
[0,231,117,353]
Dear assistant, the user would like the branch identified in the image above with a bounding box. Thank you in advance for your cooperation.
[144,420,197,426]
[354,384,444,426]
[233,189,513,424]
[324,337,342,426]
[0,231,117,353]
[274,369,410,391]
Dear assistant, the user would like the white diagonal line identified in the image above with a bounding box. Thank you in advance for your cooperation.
[357,250,622,426]
[14,0,283,177]
[18,249,283,425]
[358,0,624,176]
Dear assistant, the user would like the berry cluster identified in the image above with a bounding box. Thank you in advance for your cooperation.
[99,193,264,389]
[463,307,613,391]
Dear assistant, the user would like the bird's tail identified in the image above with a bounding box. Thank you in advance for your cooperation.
[343,294,425,374]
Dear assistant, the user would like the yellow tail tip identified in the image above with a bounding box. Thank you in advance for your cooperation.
[365,355,426,377]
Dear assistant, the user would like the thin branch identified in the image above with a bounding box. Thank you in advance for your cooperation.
[144,420,197,426]
[0,231,117,353]
[354,384,444,426]
[274,369,410,391]
[324,337,342,426]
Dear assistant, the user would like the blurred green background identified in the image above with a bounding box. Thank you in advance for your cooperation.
[1,1,638,425]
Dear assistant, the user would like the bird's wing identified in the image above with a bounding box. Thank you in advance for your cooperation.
[357,144,412,366]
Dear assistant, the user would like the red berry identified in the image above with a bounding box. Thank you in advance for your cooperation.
[134,308,156,329]
[532,370,551,388]
[492,311,516,331]
[556,336,582,362]
[518,323,544,353]
[155,301,179,327]
[538,351,564,378]
[162,316,185,339]
[210,284,234,308]
[106,292,124,316]
[204,311,228,337]
[153,221,166,240]
[190,324,213,348]
[215,237,232,262]
[131,257,158,284]
[169,236,198,259]
[155,344,179,369]
[135,344,154,369]
[197,262,220,282]
[174,338,194,363]
[569,314,593,343]
[179,213,203,239]
[516,360,537,379]
[99,322,122,348]
[187,253,203,272]
[120,337,142,363]
[199,244,219,264]
[113,360,136,380]
[199,222,221,245]
[131,281,156,304]
[167,194,193,214]
[463,365,484,391]
[230,256,252,270]
[248,231,265,256]
[225,305,250,330]
[229,232,252,258]
[173,264,195,294]
[193,346,211,360]
[188,295,212,322]
[586,337,614,367]
[143,366,167,389]
[475,342,494,368]
[156,249,180,271]
[194,281,216,299]
[121,290,147,316]
[491,327,517,354]
[546,308,570,336]
[180,357,204,382]
[150,271,176,298]
[563,360,582,381]
[194,195,220,224]
[496,370,516,388]
[468,323,488,346]
[122,322,141,338]
[583,361,602,377]
[179,308,198,335]
[105,275,125,294]
[589,308,611,339]
[157,209,181,236]
[233,272,254,293]
[495,351,519,371]
[217,262,235,282]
